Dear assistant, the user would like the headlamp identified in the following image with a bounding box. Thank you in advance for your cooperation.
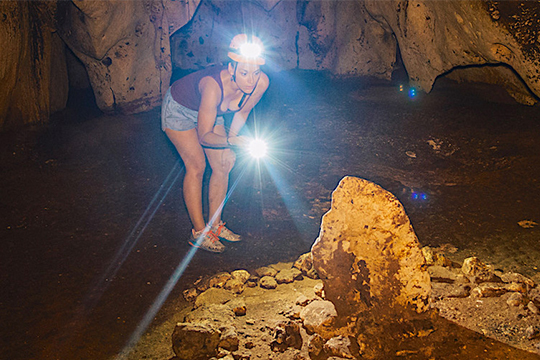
[248,138,267,159]
[239,43,263,59]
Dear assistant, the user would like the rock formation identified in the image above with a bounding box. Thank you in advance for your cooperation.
[363,0,540,104]
[312,176,430,316]
[0,1,68,130]
[1,0,539,128]
[310,176,432,357]
[56,0,200,114]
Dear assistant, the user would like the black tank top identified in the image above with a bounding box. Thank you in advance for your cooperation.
[170,66,233,116]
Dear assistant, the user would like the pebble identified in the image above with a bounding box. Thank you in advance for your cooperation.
[506,292,524,307]
[527,301,539,315]
[526,325,540,340]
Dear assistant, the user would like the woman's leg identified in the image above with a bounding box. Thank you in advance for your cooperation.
[204,125,235,225]
[165,128,207,232]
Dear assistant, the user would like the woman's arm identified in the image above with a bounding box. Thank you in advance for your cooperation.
[228,72,270,139]
[197,77,229,148]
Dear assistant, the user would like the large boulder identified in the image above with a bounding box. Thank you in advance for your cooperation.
[171,322,220,360]
[311,176,431,358]
[312,176,430,322]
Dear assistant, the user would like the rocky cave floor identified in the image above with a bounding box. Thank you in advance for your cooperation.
[1,71,540,360]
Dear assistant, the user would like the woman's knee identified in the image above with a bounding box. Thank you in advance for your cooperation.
[211,160,234,176]
[185,161,206,180]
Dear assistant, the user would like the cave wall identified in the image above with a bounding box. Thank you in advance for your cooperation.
[1,0,538,129]
[363,0,540,104]
[0,1,68,130]
[171,0,396,78]
[56,0,200,114]
[173,0,539,104]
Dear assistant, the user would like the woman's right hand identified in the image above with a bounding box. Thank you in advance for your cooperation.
[227,135,250,148]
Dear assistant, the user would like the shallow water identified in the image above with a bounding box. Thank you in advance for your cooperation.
[1,71,539,359]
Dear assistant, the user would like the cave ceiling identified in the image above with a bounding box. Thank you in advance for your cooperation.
[0,0,538,128]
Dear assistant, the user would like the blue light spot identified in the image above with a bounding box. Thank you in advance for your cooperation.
[409,88,416,98]
[411,191,428,201]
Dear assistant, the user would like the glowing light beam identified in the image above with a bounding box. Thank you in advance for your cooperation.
[116,166,249,359]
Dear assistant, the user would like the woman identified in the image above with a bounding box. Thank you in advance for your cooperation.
[162,34,269,253]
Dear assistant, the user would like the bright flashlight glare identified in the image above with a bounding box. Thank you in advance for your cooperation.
[248,138,267,159]
[240,43,262,58]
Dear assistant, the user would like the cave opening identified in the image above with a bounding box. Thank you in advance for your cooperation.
[63,46,100,116]
[434,62,540,106]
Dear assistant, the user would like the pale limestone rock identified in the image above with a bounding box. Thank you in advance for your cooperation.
[296,295,310,307]
[171,322,220,359]
[230,270,251,283]
[294,252,315,275]
[228,299,246,317]
[270,321,302,352]
[218,351,233,360]
[314,283,325,299]
[276,268,303,284]
[324,336,354,359]
[283,305,302,320]
[528,301,539,315]
[526,326,540,340]
[194,287,235,309]
[462,257,497,283]
[500,272,535,288]
[208,272,232,288]
[259,276,278,290]
[305,268,320,280]
[431,282,471,300]
[448,284,471,298]
[300,300,337,337]
[530,288,540,305]
[184,304,234,324]
[471,282,525,298]
[194,276,210,292]
[218,326,239,352]
[421,247,436,266]
[255,267,278,278]
[307,333,326,360]
[506,292,525,307]
[434,253,453,267]
[183,287,198,302]
[224,278,245,294]
[231,350,251,360]
[246,275,258,288]
[428,265,461,283]
[311,176,430,324]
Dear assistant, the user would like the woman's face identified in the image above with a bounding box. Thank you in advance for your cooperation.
[230,62,261,93]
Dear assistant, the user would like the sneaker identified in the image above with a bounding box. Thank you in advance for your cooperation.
[212,221,242,242]
[189,228,225,253]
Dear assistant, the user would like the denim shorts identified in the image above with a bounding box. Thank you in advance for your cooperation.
[161,88,225,132]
